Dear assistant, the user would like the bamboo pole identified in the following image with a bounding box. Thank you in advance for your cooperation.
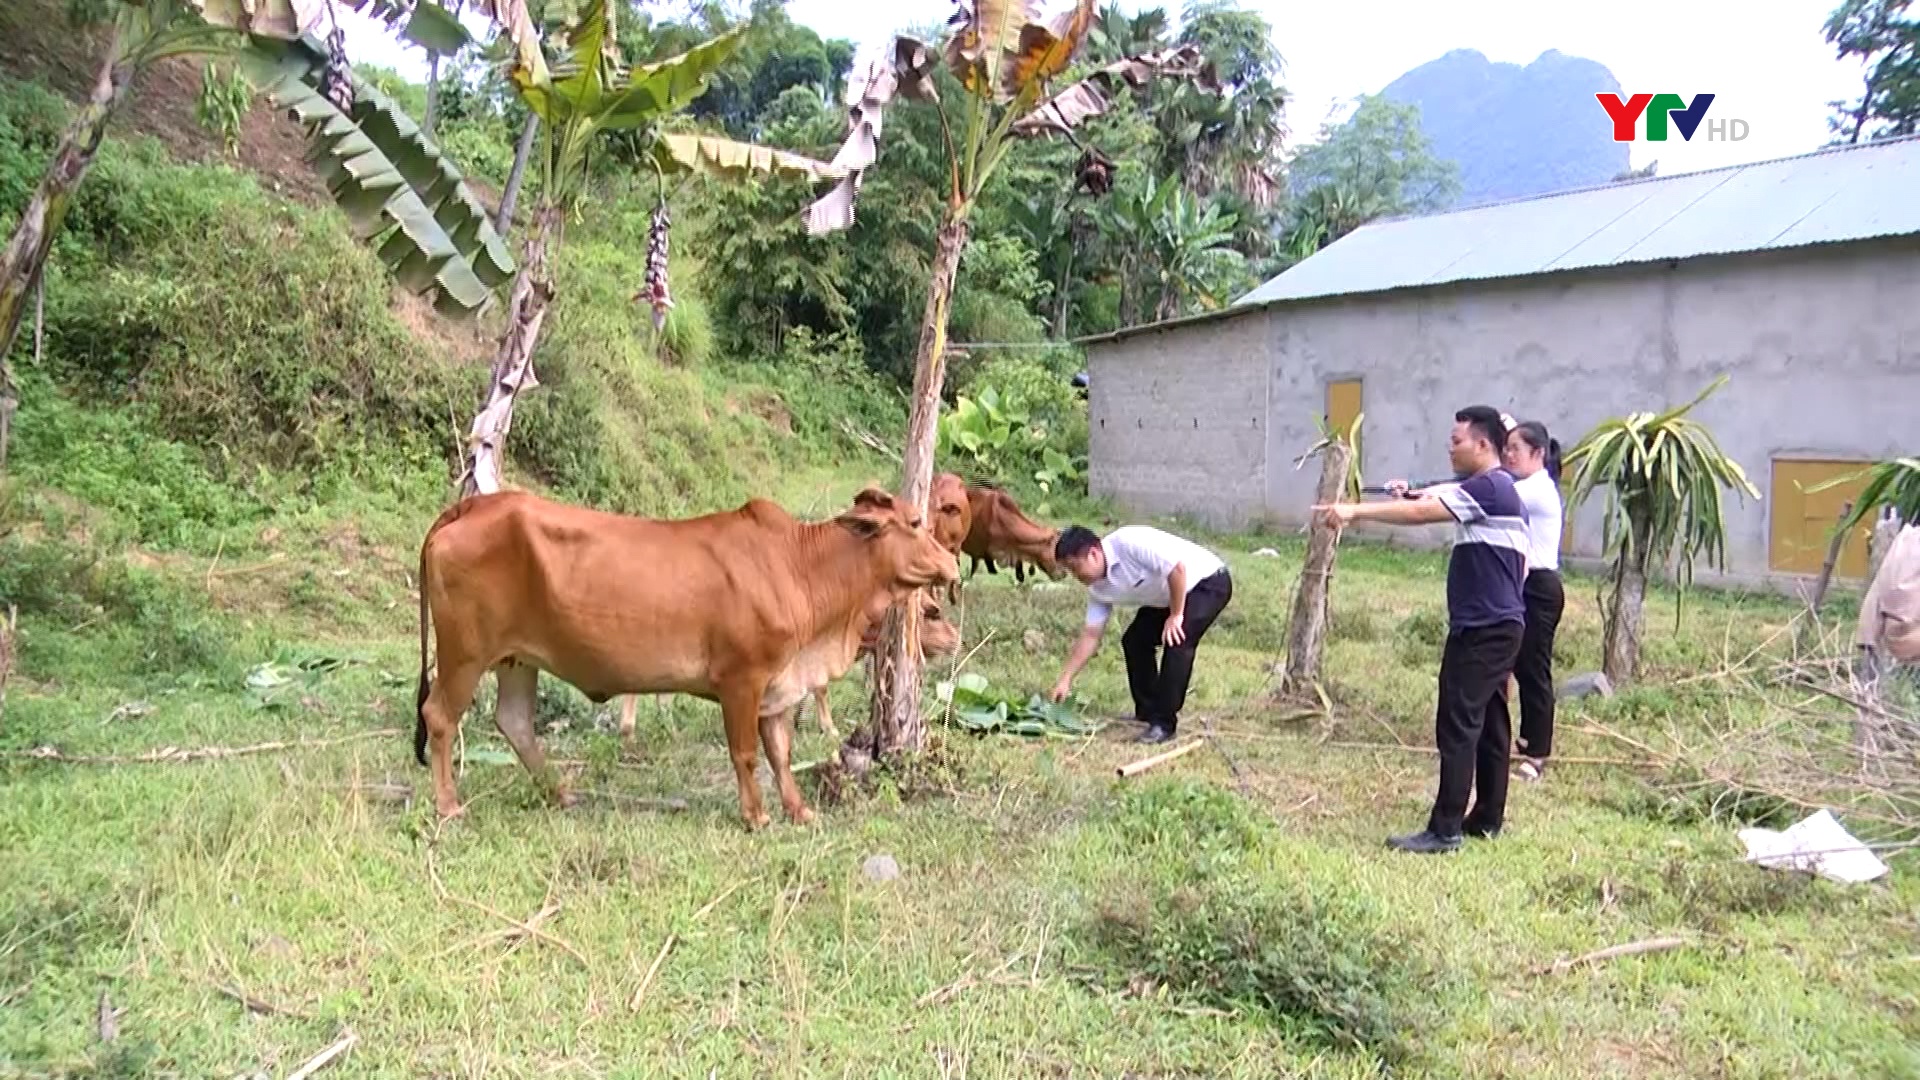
[1117,736,1206,777]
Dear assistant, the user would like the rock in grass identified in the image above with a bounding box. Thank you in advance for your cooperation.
[862,854,901,882]
[1557,672,1613,700]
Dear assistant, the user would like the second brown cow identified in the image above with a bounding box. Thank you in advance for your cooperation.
[961,484,1062,585]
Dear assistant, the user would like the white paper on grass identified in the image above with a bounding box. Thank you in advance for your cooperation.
[1737,809,1889,885]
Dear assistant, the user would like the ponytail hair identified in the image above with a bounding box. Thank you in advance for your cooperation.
[1511,420,1560,482]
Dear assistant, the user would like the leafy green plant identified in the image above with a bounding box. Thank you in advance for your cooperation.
[193,59,251,156]
[1563,375,1760,684]
[935,672,1102,738]
[938,386,1026,478]
[1808,456,1920,536]
[939,384,1086,513]
[1084,870,1433,1067]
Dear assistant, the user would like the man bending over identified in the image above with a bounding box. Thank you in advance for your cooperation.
[1048,524,1235,744]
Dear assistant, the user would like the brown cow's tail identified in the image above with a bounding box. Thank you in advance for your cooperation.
[413,525,435,767]
[412,497,475,767]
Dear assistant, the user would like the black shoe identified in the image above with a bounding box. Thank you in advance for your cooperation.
[1462,819,1502,840]
[1136,724,1174,744]
[1387,829,1463,854]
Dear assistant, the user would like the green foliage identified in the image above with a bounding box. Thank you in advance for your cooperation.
[942,348,1089,511]
[1823,0,1920,143]
[935,672,1101,737]
[1809,456,1920,536]
[192,59,251,156]
[1085,780,1433,1067]
[0,490,237,677]
[656,284,714,367]
[1282,95,1461,257]
[12,134,466,490]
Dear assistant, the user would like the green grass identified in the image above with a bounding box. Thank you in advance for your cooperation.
[5,502,1916,1080]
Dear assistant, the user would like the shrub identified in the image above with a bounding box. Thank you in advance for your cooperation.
[1086,871,1432,1067]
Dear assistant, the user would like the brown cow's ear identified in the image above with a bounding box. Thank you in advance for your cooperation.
[852,487,895,511]
[837,511,885,538]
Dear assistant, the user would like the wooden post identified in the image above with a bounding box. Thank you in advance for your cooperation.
[1807,500,1855,615]
[1282,440,1350,693]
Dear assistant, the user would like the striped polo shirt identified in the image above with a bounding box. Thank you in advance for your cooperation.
[1435,468,1529,631]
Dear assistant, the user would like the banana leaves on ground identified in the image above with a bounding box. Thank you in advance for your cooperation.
[935,673,1103,738]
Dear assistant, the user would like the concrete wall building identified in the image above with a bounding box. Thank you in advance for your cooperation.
[1082,136,1920,589]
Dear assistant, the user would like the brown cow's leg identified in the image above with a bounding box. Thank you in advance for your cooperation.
[812,686,836,738]
[423,662,485,818]
[720,684,770,830]
[617,694,638,746]
[760,707,813,824]
[494,662,575,808]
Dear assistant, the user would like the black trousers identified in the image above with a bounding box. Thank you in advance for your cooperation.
[1427,621,1524,837]
[1515,569,1565,759]
[1120,570,1234,733]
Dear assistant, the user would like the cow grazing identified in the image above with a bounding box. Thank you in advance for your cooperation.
[961,485,1062,585]
[412,487,958,829]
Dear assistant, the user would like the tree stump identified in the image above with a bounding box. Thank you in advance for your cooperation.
[1282,441,1350,694]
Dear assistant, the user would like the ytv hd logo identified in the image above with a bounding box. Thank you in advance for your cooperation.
[1596,93,1749,142]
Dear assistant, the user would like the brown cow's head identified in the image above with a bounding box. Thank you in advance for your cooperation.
[840,487,961,590]
[929,472,971,556]
[920,595,961,658]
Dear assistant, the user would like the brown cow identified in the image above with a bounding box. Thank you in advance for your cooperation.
[617,476,974,741]
[413,487,958,829]
[962,484,1062,585]
[620,589,961,742]
[930,471,972,602]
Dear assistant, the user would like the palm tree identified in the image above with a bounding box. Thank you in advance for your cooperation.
[1561,375,1761,685]
[799,0,1223,761]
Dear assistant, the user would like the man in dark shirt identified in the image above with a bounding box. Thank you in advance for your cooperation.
[1313,405,1528,853]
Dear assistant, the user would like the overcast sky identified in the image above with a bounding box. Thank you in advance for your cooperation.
[342,0,1870,176]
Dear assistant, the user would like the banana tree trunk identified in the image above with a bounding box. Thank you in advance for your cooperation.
[495,114,539,234]
[461,200,560,498]
[0,26,134,470]
[852,210,970,763]
[1601,506,1652,686]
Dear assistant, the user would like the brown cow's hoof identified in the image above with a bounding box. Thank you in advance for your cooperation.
[744,809,772,831]
[554,788,580,810]
[435,798,466,820]
[787,805,817,826]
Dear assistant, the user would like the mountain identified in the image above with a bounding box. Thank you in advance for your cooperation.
[1379,48,1631,207]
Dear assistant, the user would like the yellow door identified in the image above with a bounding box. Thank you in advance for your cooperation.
[1769,458,1873,578]
[1326,379,1362,439]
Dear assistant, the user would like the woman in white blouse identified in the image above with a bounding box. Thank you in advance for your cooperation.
[1502,419,1564,780]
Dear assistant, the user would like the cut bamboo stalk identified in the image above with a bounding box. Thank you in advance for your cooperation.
[1117,737,1206,778]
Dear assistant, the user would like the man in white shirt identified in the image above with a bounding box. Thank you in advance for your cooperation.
[1047,524,1235,744]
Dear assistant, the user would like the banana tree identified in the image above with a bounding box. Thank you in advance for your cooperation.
[451,1,839,496]
[1562,376,1761,685]
[0,0,513,470]
[797,0,1222,759]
